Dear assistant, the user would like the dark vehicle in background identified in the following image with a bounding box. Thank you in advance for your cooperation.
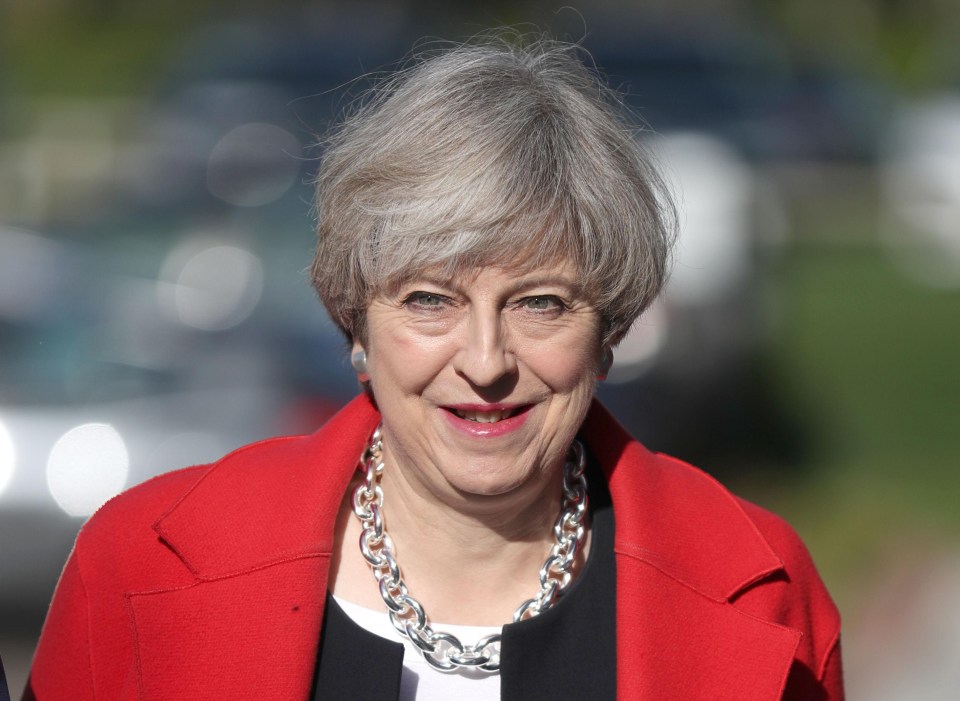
[584,28,891,460]
[123,19,412,217]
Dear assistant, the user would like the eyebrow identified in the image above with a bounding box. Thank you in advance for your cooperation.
[405,271,585,298]
[407,273,586,299]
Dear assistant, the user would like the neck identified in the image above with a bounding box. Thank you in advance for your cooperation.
[383,439,564,536]
[331,430,591,626]
[376,443,566,625]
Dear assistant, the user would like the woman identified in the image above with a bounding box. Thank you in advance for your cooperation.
[26,36,842,700]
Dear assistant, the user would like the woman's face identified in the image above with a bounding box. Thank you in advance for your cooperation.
[357,262,603,501]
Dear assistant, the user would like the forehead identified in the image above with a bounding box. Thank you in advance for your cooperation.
[390,258,585,293]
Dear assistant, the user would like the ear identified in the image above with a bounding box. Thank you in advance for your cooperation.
[597,347,613,381]
[350,341,370,382]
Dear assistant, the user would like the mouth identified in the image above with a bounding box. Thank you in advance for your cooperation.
[444,405,531,424]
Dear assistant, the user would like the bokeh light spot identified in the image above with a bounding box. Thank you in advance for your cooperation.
[607,299,668,383]
[206,122,302,207]
[0,419,15,498]
[46,423,129,517]
[159,243,264,331]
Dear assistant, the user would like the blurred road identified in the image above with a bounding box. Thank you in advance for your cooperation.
[1,634,33,700]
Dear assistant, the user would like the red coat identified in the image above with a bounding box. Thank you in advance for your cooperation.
[27,395,842,700]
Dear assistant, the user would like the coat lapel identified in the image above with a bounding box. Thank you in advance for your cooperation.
[582,402,802,700]
[130,396,381,700]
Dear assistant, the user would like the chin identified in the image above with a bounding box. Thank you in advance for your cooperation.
[442,462,538,500]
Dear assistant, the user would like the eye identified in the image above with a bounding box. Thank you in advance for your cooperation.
[520,295,564,312]
[402,291,449,309]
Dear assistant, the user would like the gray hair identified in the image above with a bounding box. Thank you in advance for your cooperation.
[311,33,676,347]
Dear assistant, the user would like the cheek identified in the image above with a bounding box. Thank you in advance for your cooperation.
[516,314,603,388]
[526,343,598,392]
[368,327,453,393]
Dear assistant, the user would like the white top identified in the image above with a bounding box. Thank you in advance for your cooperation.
[334,596,503,701]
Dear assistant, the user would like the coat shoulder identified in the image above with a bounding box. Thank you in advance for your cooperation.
[733,495,842,694]
[735,497,828,586]
[647,450,837,610]
[649,454,843,696]
[74,395,381,585]
[80,434,310,539]
[72,434,316,586]
[733,495,841,619]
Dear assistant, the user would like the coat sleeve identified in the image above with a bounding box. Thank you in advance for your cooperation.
[24,551,96,701]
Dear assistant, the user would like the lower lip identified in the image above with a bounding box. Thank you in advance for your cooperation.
[441,407,531,438]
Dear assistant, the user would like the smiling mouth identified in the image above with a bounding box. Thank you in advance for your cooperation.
[449,407,525,423]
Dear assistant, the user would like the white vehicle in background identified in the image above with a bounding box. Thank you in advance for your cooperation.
[597,130,787,459]
[881,94,960,288]
[610,131,783,383]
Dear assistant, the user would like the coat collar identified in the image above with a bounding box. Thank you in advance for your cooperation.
[132,396,381,700]
[581,401,799,700]
[581,401,785,603]
[141,395,799,700]
[152,393,380,579]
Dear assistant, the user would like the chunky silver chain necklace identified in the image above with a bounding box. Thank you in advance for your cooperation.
[351,425,588,673]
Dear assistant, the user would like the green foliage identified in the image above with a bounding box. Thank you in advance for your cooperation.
[755,0,960,90]
[751,237,960,615]
[3,2,209,96]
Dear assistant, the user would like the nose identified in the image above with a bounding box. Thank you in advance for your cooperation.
[452,307,517,387]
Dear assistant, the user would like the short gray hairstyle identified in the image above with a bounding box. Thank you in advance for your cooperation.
[311,33,676,347]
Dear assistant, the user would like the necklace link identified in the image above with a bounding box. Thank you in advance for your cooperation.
[351,425,589,672]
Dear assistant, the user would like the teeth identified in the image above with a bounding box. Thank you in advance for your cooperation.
[454,408,514,422]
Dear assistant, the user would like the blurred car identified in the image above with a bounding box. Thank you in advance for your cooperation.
[0,224,353,615]
[0,15,406,616]
[595,129,790,461]
[120,18,412,217]
[582,26,893,462]
[592,27,891,163]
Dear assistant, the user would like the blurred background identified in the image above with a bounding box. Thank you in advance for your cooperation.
[1,1,959,697]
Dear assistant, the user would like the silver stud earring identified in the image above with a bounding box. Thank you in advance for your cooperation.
[597,348,613,380]
[351,349,368,375]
